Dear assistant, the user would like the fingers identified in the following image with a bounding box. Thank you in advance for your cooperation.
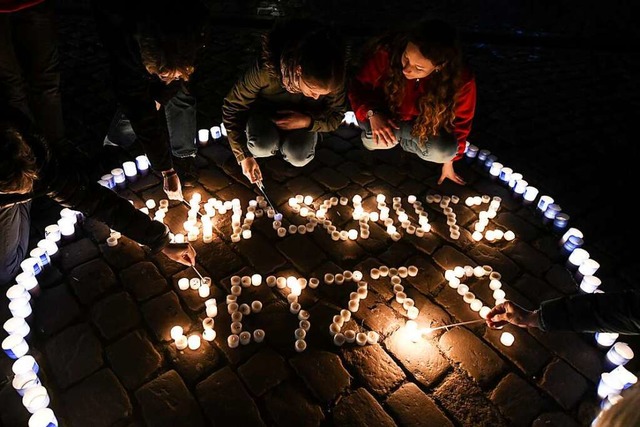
[452,174,466,185]
[437,175,445,185]
[388,119,400,129]
[184,245,197,266]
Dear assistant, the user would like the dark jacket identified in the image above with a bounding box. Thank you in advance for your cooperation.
[222,60,346,164]
[92,0,205,172]
[540,290,640,335]
[0,132,170,253]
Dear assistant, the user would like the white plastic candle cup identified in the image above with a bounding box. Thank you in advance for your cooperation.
[4,317,30,338]
[596,332,619,347]
[21,257,41,276]
[463,292,476,304]
[174,335,187,350]
[37,239,58,257]
[2,334,29,359]
[568,248,590,268]
[9,299,32,318]
[578,259,600,276]
[227,334,240,349]
[12,355,39,377]
[209,126,222,140]
[295,339,307,352]
[189,278,201,290]
[560,227,583,245]
[489,162,502,177]
[44,224,61,242]
[135,155,150,174]
[611,365,638,389]
[597,372,624,399]
[579,275,602,293]
[57,217,75,238]
[523,185,539,202]
[606,342,634,366]
[111,167,125,185]
[500,332,515,347]
[28,407,59,427]
[507,173,522,189]
[198,285,210,298]
[536,195,554,212]
[170,326,184,341]
[29,247,50,268]
[543,203,561,220]
[12,370,40,396]
[513,179,528,195]
[187,335,201,350]
[177,278,189,291]
[7,282,29,301]
[198,129,210,145]
[122,161,137,178]
[202,329,216,342]
[23,385,50,414]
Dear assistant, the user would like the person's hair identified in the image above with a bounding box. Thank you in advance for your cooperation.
[261,18,346,94]
[136,4,205,81]
[593,384,640,427]
[375,19,463,147]
[0,123,39,194]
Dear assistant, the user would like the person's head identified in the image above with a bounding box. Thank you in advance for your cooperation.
[0,120,39,195]
[381,18,464,146]
[262,19,345,99]
[136,4,204,84]
[593,383,640,427]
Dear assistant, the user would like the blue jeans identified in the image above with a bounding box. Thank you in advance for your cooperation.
[246,113,317,167]
[104,88,197,158]
[358,119,457,164]
[0,202,31,286]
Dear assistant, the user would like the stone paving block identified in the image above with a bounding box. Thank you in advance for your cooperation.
[235,232,288,273]
[467,243,521,282]
[276,233,326,274]
[60,369,132,427]
[532,235,567,264]
[311,228,366,265]
[332,388,396,427]
[34,264,64,289]
[315,147,344,166]
[198,167,232,192]
[34,283,80,336]
[68,258,117,304]
[403,254,446,296]
[45,323,103,389]
[545,263,579,294]
[106,330,163,390]
[196,366,266,426]
[313,166,351,192]
[373,163,406,187]
[439,327,506,388]
[432,245,476,272]
[494,211,542,242]
[141,291,192,342]
[336,161,376,187]
[342,344,406,397]
[120,261,168,301]
[354,258,393,300]
[386,382,453,427]
[433,371,507,426]
[430,220,476,250]
[210,299,261,365]
[385,327,450,388]
[126,172,161,192]
[512,273,564,305]
[285,175,326,198]
[58,237,100,271]
[165,338,223,385]
[484,325,552,377]
[263,381,325,427]
[136,370,205,427]
[151,250,188,277]
[529,328,602,383]
[100,236,146,270]
[91,291,141,340]
[171,268,225,313]
[532,412,581,427]
[376,241,415,267]
[503,241,553,278]
[538,358,589,410]
[394,289,452,337]
[82,217,111,243]
[472,181,521,211]
[237,347,290,396]
[192,234,244,280]
[491,373,548,426]
[353,221,390,254]
[435,286,490,328]
[0,384,30,427]
[290,351,351,404]
[363,302,403,336]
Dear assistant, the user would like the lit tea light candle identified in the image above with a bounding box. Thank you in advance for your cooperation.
[251,329,265,343]
[295,339,307,352]
[560,227,583,245]
[251,301,262,313]
[553,213,570,230]
[28,407,59,427]
[290,302,301,314]
[22,385,50,414]
[333,333,346,346]
[456,284,469,296]
[44,224,61,242]
[251,274,262,287]
[175,335,188,350]
[356,332,368,346]
[189,278,201,290]
[597,372,624,399]
[122,161,137,178]
[202,329,216,342]
[198,285,210,298]
[242,229,252,239]
[407,306,419,319]
[500,332,515,347]
[479,306,491,319]
[227,334,239,349]
[610,365,638,389]
[504,230,515,241]
[239,331,251,345]
[543,203,561,220]
[580,275,601,293]
[578,259,600,276]
[367,331,380,344]
[536,195,554,212]
[596,332,619,347]
[348,300,359,312]
[4,317,30,338]
[239,304,251,315]
[9,299,32,318]
[568,248,590,268]
[493,289,506,300]
[344,330,356,343]
[470,299,483,312]
[606,342,634,366]
[230,322,243,335]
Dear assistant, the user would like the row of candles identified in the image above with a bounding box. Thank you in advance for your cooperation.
[465,143,637,410]
[0,210,81,425]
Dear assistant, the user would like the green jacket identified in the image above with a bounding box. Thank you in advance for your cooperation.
[222,60,346,163]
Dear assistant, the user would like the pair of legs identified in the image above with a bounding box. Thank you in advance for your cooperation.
[104,88,197,160]
[246,113,317,167]
[358,119,457,164]
[0,0,64,144]
[0,203,31,286]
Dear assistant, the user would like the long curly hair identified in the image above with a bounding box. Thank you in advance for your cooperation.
[0,123,39,194]
[261,19,345,94]
[380,19,463,146]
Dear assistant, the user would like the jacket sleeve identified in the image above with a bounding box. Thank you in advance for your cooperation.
[308,85,347,133]
[452,71,477,161]
[93,3,173,172]
[44,155,171,252]
[539,290,640,335]
[222,61,268,164]
[348,49,390,123]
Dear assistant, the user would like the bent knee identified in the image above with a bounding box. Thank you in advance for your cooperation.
[429,137,458,163]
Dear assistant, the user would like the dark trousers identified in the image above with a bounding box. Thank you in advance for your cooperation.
[0,0,64,143]
[0,203,31,286]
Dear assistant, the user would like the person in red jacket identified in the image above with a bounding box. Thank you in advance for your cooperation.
[348,19,476,185]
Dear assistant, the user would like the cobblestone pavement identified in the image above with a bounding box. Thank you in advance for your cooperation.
[1,1,639,426]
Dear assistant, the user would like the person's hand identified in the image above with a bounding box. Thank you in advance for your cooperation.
[369,114,400,147]
[272,110,312,130]
[485,300,541,329]
[162,170,183,200]
[438,161,466,185]
[161,242,196,266]
[240,157,262,184]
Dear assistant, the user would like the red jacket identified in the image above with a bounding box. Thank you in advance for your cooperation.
[349,48,476,161]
